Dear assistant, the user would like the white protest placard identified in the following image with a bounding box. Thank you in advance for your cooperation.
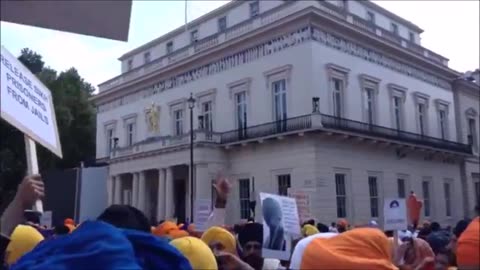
[383,198,407,231]
[0,46,62,158]
[260,192,299,260]
[193,199,212,232]
[39,211,52,228]
[288,188,313,223]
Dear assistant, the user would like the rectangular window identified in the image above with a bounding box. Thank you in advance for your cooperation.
[144,52,151,64]
[239,179,250,219]
[418,103,426,135]
[126,122,135,146]
[422,181,431,217]
[365,88,375,124]
[127,59,133,71]
[468,118,478,150]
[391,23,399,35]
[444,182,452,217]
[397,178,406,199]
[218,16,227,32]
[368,176,379,218]
[366,11,375,23]
[249,1,259,18]
[335,173,347,218]
[174,109,184,136]
[166,41,174,54]
[190,30,198,43]
[106,128,114,154]
[202,101,213,132]
[235,92,247,129]
[272,79,287,122]
[393,96,403,130]
[409,32,415,42]
[439,109,447,139]
[277,174,291,196]
[332,78,343,117]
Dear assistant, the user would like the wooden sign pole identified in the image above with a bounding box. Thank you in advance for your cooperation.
[24,135,43,213]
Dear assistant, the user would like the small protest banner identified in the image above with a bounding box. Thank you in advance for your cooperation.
[39,211,52,228]
[288,188,313,223]
[383,198,407,231]
[259,192,300,261]
[193,199,212,232]
[1,46,62,213]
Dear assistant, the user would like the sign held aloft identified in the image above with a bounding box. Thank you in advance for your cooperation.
[383,198,408,231]
[1,45,62,158]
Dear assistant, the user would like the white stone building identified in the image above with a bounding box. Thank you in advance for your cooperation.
[92,0,476,226]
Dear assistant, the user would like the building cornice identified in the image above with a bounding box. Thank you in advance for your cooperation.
[362,1,424,33]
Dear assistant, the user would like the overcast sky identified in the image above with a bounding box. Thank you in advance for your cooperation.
[1,1,478,89]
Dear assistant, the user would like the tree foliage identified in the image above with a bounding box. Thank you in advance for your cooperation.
[0,48,96,207]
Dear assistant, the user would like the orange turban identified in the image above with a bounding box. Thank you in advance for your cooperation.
[456,217,480,268]
[294,228,397,269]
[153,221,189,239]
[64,218,75,226]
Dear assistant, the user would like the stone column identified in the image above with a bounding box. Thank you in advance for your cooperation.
[113,175,122,204]
[195,164,210,200]
[157,168,166,221]
[132,173,139,208]
[165,167,174,219]
[138,171,147,213]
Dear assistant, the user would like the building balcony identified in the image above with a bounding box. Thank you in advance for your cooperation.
[98,0,449,93]
[109,113,471,161]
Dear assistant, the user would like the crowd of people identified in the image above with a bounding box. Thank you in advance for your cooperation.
[1,174,479,270]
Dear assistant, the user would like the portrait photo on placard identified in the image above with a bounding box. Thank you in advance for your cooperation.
[260,193,292,260]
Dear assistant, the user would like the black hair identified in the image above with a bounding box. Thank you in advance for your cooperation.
[430,222,441,232]
[307,219,315,226]
[54,225,70,235]
[316,223,329,233]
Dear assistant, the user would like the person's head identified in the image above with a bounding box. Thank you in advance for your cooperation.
[316,223,329,233]
[54,224,70,236]
[434,248,452,270]
[453,219,470,238]
[201,226,236,255]
[237,222,263,269]
[306,219,315,226]
[331,222,336,227]
[336,219,348,233]
[170,236,218,270]
[97,205,150,232]
[430,222,441,232]
[247,217,254,223]
[5,225,44,265]
[262,198,282,228]
[301,224,319,237]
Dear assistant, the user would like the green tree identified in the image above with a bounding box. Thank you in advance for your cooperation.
[0,48,96,209]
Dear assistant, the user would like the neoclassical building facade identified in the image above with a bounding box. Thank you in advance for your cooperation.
[92,0,478,226]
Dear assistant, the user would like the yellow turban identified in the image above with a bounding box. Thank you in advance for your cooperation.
[301,224,319,237]
[5,225,44,265]
[201,226,236,254]
[171,236,218,270]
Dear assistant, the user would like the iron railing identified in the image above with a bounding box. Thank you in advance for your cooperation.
[321,114,472,154]
[220,114,312,144]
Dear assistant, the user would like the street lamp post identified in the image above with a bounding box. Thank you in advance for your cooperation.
[187,93,196,222]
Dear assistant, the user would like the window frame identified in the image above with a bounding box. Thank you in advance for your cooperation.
[195,88,216,131]
[422,179,432,217]
[144,51,151,64]
[166,41,174,54]
[388,84,407,130]
[465,108,479,152]
[249,1,259,18]
[413,92,431,136]
[218,16,227,32]
[127,59,133,71]
[277,174,291,196]
[190,29,199,43]
[168,98,187,136]
[409,32,415,43]
[359,74,381,125]
[264,65,292,122]
[366,11,375,24]
[391,22,399,35]
[104,120,117,156]
[443,180,452,217]
[122,113,138,147]
[335,173,347,218]
[228,78,251,130]
[368,176,379,218]
[326,64,350,118]
[435,99,450,140]
[238,178,251,220]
